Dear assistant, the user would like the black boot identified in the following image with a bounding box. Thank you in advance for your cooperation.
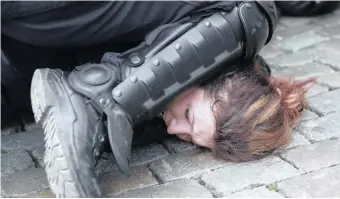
[30,68,110,197]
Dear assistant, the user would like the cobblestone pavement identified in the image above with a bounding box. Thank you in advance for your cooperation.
[2,9,340,198]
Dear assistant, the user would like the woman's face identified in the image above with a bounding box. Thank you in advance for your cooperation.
[163,87,216,148]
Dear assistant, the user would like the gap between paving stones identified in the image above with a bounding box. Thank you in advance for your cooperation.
[146,164,163,185]
[314,59,340,72]
[197,156,301,197]
[219,163,339,198]
[116,179,214,198]
[296,111,340,142]
[276,153,302,172]
[224,185,285,198]
[276,163,340,198]
[292,128,315,145]
[196,178,220,198]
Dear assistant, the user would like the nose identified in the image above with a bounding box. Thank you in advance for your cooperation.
[166,119,192,135]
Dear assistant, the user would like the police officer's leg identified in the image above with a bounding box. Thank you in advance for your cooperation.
[29,1,277,198]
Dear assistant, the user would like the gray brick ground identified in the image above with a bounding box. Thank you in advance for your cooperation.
[314,12,340,28]
[31,146,45,168]
[100,166,158,196]
[273,31,329,52]
[259,45,285,59]
[274,22,287,32]
[279,17,316,28]
[297,111,340,142]
[313,40,340,70]
[273,23,321,41]
[1,149,35,175]
[280,140,340,173]
[224,186,284,198]
[317,24,340,39]
[285,131,311,150]
[130,143,170,166]
[1,125,44,151]
[308,89,340,115]
[314,51,340,70]
[149,149,228,183]
[1,168,49,197]
[266,48,319,68]
[277,165,340,198]
[119,180,213,198]
[306,84,329,98]
[301,110,319,121]
[162,137,197,153]
[272,62,334,81]
[199,156,300,197]
[26,190,55,198]
[316,72,340,89]
[315,38,340,52]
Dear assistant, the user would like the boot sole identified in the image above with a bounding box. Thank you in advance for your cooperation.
[30,68,102,198]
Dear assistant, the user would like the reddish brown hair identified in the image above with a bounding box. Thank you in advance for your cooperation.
[202,60,314,162]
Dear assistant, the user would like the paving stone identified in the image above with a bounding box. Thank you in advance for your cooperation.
[259,45,285,59]
[199,156,299,197]
[308,89,340,115]
[130,143,170,166]
[274,22,287,32]
[1,125,45,151]
[316,72,340,89]
[31,146,45,168]
[26,189,55,198]
[273,31,329,52]
[278,165,340,198]
[317,24,340,39]
[301,110,319,121]
[285,131,311,150]
[281,140,340,173]
[272,23,321,41]
[314,12,340,28]
[1,168,49,197]
[314,38,340,53]
[119,179,213,198]
[149,149,229,183]
[100,166,158,196]
[297,111,340,142]
[306,84,329,98]
[314,51,340,70]
[279,17,316,28]
[266,48,319,68]
[162,137,197,153]
[224,186,283,198]
[1,149,35,175]
[272,62,334,81]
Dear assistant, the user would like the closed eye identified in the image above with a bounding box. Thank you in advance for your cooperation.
[185,108,189,120]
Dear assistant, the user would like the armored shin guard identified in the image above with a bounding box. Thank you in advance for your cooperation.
[67,0,277,177]
[111,1,277,124]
